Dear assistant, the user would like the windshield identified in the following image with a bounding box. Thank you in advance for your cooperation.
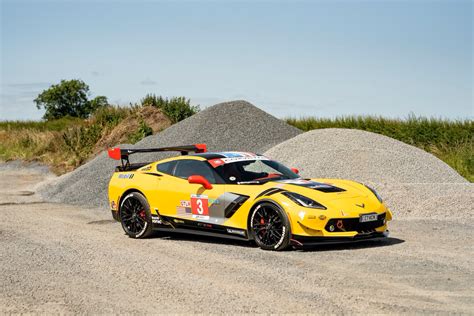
[213,159,300,184]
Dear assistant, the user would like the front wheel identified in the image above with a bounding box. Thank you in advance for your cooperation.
[250,202,291,251]
[119,192,153,238]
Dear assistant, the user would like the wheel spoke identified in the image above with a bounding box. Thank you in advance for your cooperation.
[252,205,285,247]
[120,197,148,235]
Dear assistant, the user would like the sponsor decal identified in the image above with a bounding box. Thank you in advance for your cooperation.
[226,228,246,236]
[208,158,225,168]
[208,198,220,205]
[191,194,209,219]
[274,226,286,249]
[140,165,152,171]
[180,200,191,207]
[118,173,134,179]
[220,152,257,158]
[208,155,269,168]
[197,222,213,228]
[151,215,162,224]
[176,206,191,215]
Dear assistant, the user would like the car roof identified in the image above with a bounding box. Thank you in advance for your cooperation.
[153,151,265,165]
[191,151,264,160]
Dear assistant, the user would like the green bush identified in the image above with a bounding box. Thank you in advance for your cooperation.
[62,124,103,165]
[140,94,199,123]
[128,120,153,144]
[92,106,130,128]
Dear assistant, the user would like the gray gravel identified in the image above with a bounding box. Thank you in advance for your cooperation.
[375,183,474,220]
[1,202,473,313]
[264,128,467,184]
[37,100,301,208]
[2,148,473,314]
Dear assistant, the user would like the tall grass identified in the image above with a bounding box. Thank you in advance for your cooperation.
[0,117,85,131]
[286,115,474,182]
[0,106,132,173]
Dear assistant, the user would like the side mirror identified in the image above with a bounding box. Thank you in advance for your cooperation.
[291,168,299,174]
[188,175,213,190]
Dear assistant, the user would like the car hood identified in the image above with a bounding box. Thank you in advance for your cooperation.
[269,178,381,213]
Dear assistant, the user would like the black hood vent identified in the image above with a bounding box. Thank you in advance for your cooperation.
[313,186,346,193]
[275,179,346,193]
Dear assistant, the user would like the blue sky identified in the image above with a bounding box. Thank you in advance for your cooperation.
[1,0,472,120]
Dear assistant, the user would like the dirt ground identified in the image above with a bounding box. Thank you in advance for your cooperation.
[0,165,473,314]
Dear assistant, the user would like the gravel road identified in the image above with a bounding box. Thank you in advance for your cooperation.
[1,167,473,314]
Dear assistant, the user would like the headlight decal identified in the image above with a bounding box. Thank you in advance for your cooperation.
[282,192,327,209]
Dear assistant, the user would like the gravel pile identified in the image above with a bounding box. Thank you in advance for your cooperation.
[38,100,301,208]
[264,128,467,184]
[374,183,474,220]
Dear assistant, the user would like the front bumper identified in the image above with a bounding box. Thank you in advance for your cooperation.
[111,209,120,222]
[291,230,389,247]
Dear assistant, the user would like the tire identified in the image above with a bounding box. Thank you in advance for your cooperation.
[249,202,291,251]
[119,192,153,239]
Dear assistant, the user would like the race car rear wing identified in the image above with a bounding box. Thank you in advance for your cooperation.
[108,144,207,169]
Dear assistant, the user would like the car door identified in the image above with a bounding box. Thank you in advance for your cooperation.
[155,159,227,225]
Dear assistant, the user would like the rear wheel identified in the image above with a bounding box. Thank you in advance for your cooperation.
[250,202,290,251]
[119,192,153,238]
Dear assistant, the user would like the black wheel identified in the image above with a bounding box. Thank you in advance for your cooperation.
[250,202,291,251]
[119,192,153,238]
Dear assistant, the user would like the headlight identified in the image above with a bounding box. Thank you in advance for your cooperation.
[365,185,383,203]
[282,192,326,209]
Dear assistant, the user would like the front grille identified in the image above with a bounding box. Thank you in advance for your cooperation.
[325,213,386,233]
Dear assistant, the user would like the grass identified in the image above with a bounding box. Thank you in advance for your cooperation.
[0,117,85,131]
[0,94,199,174]
[0,106,133,174]
[286,115,474,182]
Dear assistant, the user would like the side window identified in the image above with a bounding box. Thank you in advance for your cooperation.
[173,160,221,184]
[156,161,177,175]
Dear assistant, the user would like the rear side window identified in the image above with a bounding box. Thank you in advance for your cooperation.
[173,160,223,184]
[156,161,177,175]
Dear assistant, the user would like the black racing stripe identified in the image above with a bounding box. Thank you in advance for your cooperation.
[254,187,287,199]
[224,194,250,218]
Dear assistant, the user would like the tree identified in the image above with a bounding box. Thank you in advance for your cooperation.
[35,79,108,120]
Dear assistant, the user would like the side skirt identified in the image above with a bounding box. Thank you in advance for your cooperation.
[153,215,249,241]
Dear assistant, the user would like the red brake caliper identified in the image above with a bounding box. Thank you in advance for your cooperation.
[139,210,146,218]
[259,217,265,236]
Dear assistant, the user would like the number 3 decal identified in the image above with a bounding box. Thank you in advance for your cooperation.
[191,195,209,216]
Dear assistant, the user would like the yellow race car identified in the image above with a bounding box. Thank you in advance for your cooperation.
[107,144,392,251]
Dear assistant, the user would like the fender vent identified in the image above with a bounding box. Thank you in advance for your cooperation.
[224,195,250,218]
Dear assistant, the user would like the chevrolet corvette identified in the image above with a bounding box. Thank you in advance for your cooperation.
[107,144,392,250]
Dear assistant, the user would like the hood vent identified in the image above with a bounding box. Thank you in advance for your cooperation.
[313,186,346,193]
